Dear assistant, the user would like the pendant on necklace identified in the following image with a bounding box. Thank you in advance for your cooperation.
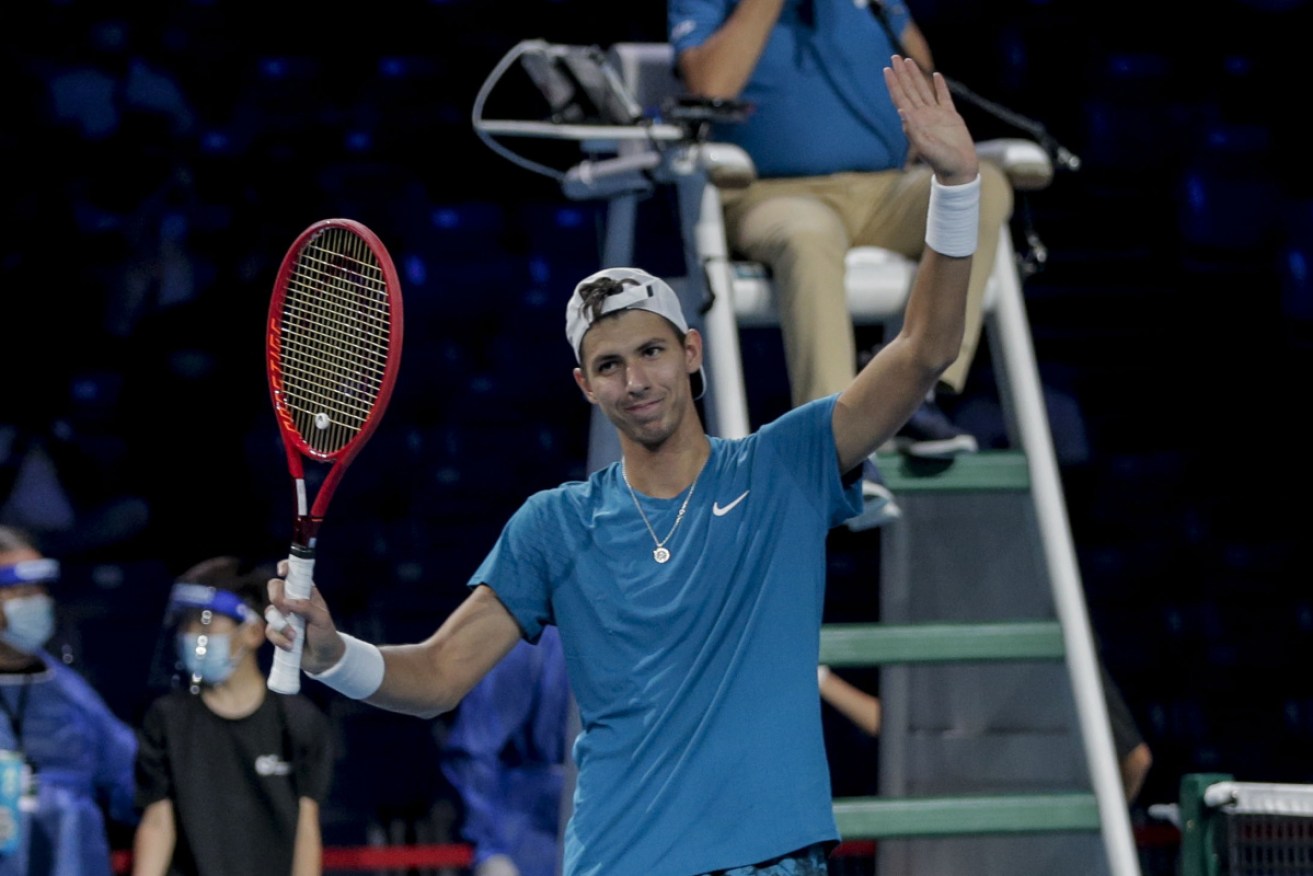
[653,547,671,564]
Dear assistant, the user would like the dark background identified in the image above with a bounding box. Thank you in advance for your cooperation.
[2,0,1310,870]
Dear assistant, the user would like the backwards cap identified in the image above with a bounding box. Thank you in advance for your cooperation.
[564,267,705,400]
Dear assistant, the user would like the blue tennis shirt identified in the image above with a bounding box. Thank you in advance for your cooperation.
[470,396,861,876]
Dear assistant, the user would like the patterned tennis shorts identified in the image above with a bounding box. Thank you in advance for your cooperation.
[701,842,830,876]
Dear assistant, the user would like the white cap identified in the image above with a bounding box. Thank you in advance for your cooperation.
[564,267,705,399]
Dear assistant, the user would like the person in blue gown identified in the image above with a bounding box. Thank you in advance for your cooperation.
[0,526,137,876]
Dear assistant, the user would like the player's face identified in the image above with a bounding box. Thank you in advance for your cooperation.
[574,310,701,447]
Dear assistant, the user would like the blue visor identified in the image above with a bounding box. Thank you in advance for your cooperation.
[168,582,255,624]
[0,559,59,588]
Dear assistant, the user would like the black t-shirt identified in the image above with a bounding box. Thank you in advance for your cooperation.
[135,690,333,876]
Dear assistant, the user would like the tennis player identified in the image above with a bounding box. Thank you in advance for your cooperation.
[268,55,980,876]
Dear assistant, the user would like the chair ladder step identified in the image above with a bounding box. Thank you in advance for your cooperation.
[820,620,1065,665]
[833,792,1102,838]
[875,449,1030,493]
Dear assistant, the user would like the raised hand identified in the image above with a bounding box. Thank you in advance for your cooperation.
[882,55,978,186]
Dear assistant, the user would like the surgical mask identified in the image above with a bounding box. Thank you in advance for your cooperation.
[177,632,239,685]
[0,595,55,654]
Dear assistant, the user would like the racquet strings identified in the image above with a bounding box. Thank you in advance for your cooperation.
[275,226,395,455]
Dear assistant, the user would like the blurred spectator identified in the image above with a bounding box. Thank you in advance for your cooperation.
[0,525,138,876]
[442,626,570,876]
[132,556,333,876]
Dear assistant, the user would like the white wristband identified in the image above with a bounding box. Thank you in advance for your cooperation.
[925,173,981,258]
[817,665,832,685]
[306,633,384,700]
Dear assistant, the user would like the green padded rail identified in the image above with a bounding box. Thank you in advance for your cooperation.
[875,449,1030,492]
[819,621,1065,666]
[833,792,1102,838]
[1178,772,1233,876]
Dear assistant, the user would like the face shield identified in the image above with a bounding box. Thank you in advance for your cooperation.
[0,559,59,655]
[0,559,59,589]
[148,582,258,694]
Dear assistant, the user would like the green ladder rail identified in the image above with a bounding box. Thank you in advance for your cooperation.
[874,449,1031,493]
[834,793,1102,839]
[819,617,1097,840]
[819,618,1099,840]
[821,438,1132,866]
[820,620,1065,666]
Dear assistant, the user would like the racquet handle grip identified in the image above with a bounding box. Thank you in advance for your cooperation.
[268,551,315,694]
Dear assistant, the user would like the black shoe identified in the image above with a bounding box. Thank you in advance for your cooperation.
[883,398,978,459]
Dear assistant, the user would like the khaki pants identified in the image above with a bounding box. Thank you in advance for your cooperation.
[721,162,1013,406]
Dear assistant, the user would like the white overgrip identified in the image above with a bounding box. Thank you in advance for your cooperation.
[267,552,314,694]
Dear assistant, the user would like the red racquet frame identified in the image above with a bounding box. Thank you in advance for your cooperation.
[265,218,404,693]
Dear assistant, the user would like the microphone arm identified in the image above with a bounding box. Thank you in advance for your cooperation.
[944,77,1081,172]
[866,1,1081,172]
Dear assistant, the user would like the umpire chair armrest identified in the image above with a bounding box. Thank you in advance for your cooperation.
[975,138,1054,192]
[697,142,756,190]
[697,138,1046,194]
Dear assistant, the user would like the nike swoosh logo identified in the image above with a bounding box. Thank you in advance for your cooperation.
[712,490,750,517]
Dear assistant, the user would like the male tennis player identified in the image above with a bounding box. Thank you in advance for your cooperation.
[268,55,980,876]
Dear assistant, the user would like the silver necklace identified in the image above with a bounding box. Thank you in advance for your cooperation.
[621,459,705,564]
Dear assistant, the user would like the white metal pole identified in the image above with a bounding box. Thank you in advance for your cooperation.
[990,229,1141,876]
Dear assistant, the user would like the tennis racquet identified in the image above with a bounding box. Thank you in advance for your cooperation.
[265,218,404,694]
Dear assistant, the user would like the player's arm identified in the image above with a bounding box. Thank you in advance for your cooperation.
[833,56,979,473]
[368,586,522,717]
[676,0,783,98]
[291,798,322,876]
[268,580,523,719]
[131,799,177,876]
[818,666,882,736]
